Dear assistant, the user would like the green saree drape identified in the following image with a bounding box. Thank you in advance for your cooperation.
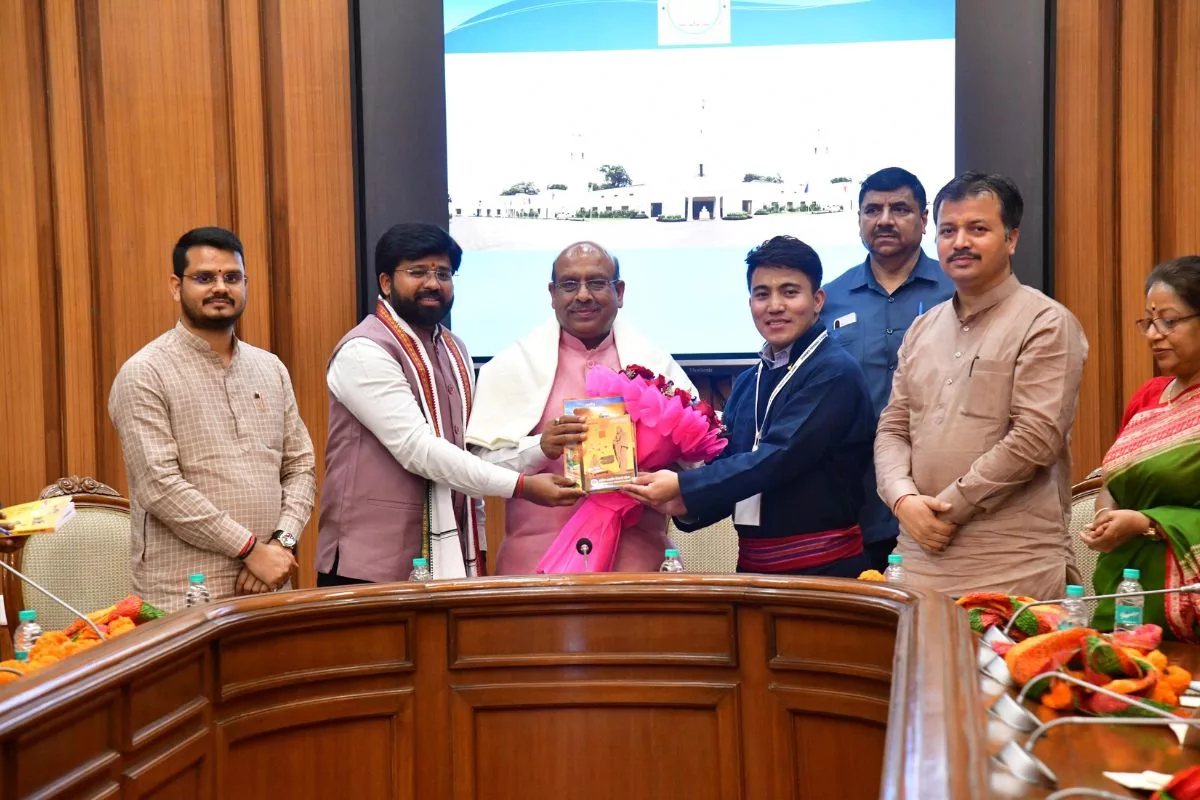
[1092,386,1200,642]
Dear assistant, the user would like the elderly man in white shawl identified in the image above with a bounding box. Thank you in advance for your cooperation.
[467,242,695,573]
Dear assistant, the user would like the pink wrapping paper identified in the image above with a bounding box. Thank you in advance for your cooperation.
[536,365,727,574]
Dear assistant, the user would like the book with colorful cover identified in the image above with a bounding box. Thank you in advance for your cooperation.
[563,396,637,492]
[0,496,76,536]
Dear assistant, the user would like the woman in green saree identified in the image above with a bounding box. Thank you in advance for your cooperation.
[1085,255,1200,641]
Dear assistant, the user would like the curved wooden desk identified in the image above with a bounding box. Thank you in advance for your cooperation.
[0,576,988,799]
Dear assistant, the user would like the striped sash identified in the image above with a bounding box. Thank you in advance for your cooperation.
[738,525,863,573]
[374,298,484,577]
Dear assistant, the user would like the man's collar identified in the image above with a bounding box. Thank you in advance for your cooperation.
[953,272,1021,321]
[853,249,941,292]
[759,341,792,369]
[172,320,239,359]
[560,327,615,354]
[759,321,826,370]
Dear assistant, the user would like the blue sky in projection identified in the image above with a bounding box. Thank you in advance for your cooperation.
[444,0,954,52]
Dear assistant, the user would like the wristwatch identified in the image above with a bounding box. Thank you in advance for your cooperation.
[270,530,298,551]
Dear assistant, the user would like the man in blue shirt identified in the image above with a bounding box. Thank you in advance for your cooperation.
[625,236,875,577]
[822,167,956,571]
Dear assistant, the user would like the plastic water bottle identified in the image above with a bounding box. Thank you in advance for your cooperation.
[1114,568,1144,632]
[1059,584,1087,629]
[408,557,432,582]
[883,554,905,583]
[659,548,685,573]
[184,574,210,607]
[12,610,43,659]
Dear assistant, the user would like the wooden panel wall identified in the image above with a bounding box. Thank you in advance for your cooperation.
[0,1,356,588]
[1056,0,1200,479]
[5,0,1200,587]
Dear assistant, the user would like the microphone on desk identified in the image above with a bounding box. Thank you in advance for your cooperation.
[990,670,1182,733]
[0,558,106,640]
[994,714,1200,789]
[575,538,592,572]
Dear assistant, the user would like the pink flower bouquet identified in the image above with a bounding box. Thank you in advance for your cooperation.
[536,365,727,573]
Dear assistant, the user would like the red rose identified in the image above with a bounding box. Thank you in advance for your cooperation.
[652,375,668,391]
[624,364,655,380]
[1156,766,1200,800]
[695,400,717,424]
[674,388,693,407]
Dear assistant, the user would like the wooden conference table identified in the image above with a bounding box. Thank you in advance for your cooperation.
[0,574,1193,799]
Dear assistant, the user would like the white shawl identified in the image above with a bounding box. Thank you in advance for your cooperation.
[466,316,696,451]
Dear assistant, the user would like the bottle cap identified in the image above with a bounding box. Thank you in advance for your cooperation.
[664,549,679,558]
[887,554,903,565]
[1066,584,1084,598]
[189,574,205,584]
[14,651,28,662]
[1122,568,1141,580]
[412,557,428,568]
[17,609,36,622]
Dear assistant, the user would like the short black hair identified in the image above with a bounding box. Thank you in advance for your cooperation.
[745,235,823,291]
[1146,255,1200,312]
[172,227,244,276]
[859,166,927,210]
[375,223,463,280]
[932,171,1024,233]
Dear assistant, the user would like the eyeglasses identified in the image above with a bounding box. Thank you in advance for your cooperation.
[1134,314,1200,335]
[399,267,454,283]
[183,271,247,286]
[553,279,618,295]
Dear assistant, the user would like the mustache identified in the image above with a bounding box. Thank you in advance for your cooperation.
[204,295,233,303]
[950,250,979,260]
[415,290,445,302]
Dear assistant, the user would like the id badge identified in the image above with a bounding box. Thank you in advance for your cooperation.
[734,494,762,526]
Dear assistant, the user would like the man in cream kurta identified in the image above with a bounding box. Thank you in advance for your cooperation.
[467,242,694,574]
[875,173,1088,598]
[110,227,315,611]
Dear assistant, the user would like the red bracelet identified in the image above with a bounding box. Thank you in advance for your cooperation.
[514,474,525,498]
[238,536,257,560]
[893,494,915,514]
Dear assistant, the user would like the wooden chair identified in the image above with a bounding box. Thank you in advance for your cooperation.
[1067,473,1105,595]
[0,477,132,632]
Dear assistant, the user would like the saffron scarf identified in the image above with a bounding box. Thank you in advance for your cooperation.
[374,298,483,578]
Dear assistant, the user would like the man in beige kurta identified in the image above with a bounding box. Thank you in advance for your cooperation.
[874,173,1088,598]
[110,227,316,611]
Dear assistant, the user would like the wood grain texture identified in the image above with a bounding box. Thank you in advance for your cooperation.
[262,0,357,588]
[1157,0,1200,260]
[0,0,355,590]
[1054,0,1120,481]
[1055,0,1200,479]
[44,0,100,482]
[0,1,61,505]
[0,576,991,800]
[1115,0,1158,407]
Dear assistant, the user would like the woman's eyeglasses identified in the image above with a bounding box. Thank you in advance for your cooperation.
[1134,314,1200,335]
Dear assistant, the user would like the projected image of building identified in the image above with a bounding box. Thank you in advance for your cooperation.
[449,117,859,252]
